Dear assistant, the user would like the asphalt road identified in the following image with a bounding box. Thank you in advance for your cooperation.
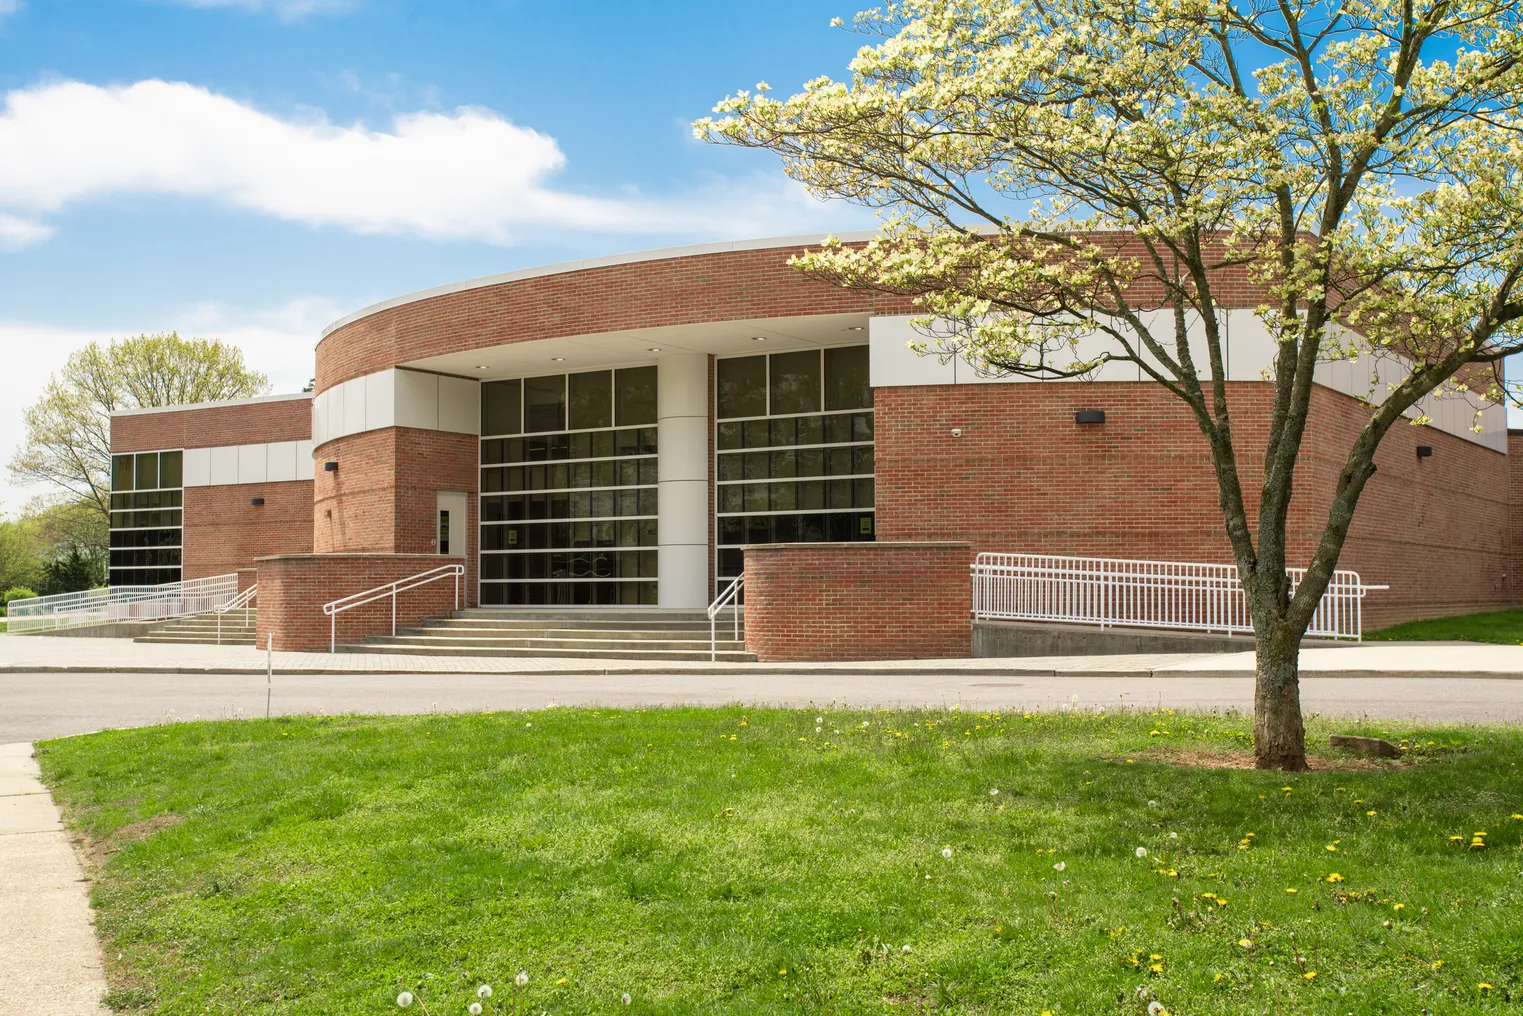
[5,670,1523,742]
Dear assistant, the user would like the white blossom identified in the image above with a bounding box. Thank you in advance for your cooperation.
[1053,861,1065,872]
[515,971,529,988]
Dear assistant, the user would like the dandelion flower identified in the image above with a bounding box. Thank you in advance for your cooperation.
[1479,983,1493,991]
[1326,873,1345,883]
[470,1004,483,1015]
[1053,861,1066,872]
[1286,888,1298,894]
[477,985,492,999]
[1367,810,1377,817]
[515,971,529,987]
[1302,971,1317,981]
[1136,846,1148,858]
[397,992,414,1008]
[901,944,913,953]
[1148,1002,1168,1016]
[1238,939,1254,949]
[942,846,953,859]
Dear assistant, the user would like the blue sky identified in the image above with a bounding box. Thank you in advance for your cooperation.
[0,0,874,510]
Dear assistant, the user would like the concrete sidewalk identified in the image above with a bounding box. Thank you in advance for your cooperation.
[0,742,109,1016]
[3,634,1523,679]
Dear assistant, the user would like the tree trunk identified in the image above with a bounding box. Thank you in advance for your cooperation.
[1253,626,1309,770]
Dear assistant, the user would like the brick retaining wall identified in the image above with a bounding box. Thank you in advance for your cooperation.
[255,553,465,652]
[742,542,972,661]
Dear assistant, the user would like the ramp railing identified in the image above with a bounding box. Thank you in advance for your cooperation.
[970,553,1385,640]
[7,573,241,634]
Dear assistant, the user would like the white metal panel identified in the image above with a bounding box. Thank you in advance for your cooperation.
[266,441,297,482]
[295,440,315,479]
[182,446,212,487]
[341,375,367,437]
[310,392,327,448]
[869,315,957,387]
[394,368,438,430]
[365,369,397,432]
[437,375,481,434]
[209,445,239,486]
[237,443,268,484]
[1224,311,1276,381]
[657,416,708,482]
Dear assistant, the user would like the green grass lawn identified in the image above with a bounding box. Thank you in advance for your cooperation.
[1366,609,1523,644]
[37,709,1523,1016]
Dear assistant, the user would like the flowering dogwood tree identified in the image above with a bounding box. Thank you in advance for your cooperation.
[697,0,1523,769]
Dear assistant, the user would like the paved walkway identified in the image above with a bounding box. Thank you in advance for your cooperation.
[5,635,1523,679]
[0,743,109,1016]
[6,670,1523,743]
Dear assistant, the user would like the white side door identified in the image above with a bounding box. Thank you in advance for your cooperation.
[435,491,469,557]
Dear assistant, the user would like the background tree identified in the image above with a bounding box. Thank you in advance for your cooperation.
[8,333,270,556]
[698,0,1523,768]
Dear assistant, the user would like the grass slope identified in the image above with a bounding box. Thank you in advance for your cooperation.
[37,709,1523,1015]
[1366,609,1523,644]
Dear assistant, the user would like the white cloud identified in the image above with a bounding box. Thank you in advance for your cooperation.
[0,211,50,249]
[0,299,332,513]
[163,0,355,20]
[0,79,855,247]
[0,1,22,22]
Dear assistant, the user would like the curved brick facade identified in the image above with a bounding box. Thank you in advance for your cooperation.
[315,244,912,393]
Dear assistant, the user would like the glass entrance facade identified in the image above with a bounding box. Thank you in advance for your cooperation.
[479,366,660,605]
[109,449,184,586]
[715,344,874,594]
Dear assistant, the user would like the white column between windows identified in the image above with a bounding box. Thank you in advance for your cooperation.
[656,353,710,609]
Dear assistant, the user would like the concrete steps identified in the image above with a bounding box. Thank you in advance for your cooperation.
[339,608,756,662]
[135,610,258,646]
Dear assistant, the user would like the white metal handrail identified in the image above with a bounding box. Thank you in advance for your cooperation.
[215,583,258,645]
[322,564,464,653]
[970,552,1387,641]
[7,573,240,634]
[708,575,744,662]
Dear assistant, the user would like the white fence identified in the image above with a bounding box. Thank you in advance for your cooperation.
[7,573,241,634]
[970,553,1384,641]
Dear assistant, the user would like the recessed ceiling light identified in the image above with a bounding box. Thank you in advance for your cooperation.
[845,325,864,332]
[751,335,768,341]
[473,365,490,370]
[647,347,662,352]
[551,357,566,362]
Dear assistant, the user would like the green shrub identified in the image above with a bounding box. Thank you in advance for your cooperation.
[2,586,38,616]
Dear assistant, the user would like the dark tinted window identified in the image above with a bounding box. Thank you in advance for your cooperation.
[615,366,657,426]
[481,379,522,436]
[717,356,767,419]
[524,375,566,433]
[568,371,612,430]
[159,450,183,489]
[135,452,158,490]
[112,455,133,491]
[824,345,872,410]
[769,350,821,415]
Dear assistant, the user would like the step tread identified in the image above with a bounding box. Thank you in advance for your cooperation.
[337,644,757,661]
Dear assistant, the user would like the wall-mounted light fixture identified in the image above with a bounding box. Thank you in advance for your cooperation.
[1074,409,1106,425]
[250,497,266,506]
[1416,445,1434,458]
[323,461,339,472]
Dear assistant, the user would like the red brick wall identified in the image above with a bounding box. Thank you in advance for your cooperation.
[873,381,1509,628]
[314,427,479,606]
[255,553,465,652]
[316,246,915,392]
[182,482,314,579]
[111,395,312,452]
[1510,431,1523,602]
[743,542,973,661]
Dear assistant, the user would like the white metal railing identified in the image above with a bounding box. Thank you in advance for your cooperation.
[323,564,464,653]
[215,583,258,645]
[708,575,744,662]
[970,553,1387,641]
[7,573,241,634]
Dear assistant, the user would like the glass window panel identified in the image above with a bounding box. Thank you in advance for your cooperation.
[112,455,133,491]
[568,371,612,430]
[825,414,851,444]
[824,345,872,410]
[523,375,566,432]
[717,355,768,419]
[482,379,522,436]
[617,490,639,517]
[135,453,159,491]
[717,454,742,482]
[639,518,658,546]
[770,450,796,478]
[853,413,875,441]
[744,516,772,544]
[855,478,875,508]
[617,460,640,486]
[637,427,658,454]
[717,422,742,450]
[615,366,658,426]
[505,439,526,463]
[828,513,854,541]
[742,420,769,448]
[772,514,799,543]
[798,481,825,510]
[799,514,827,541]
[591,431,615,458]
[771,483,796,511]
[743,451,769,480]
[795,449,824,477]
[828,480,854,509]
[796,415,823,446]
[638,458,657,485]
[827,448,854,476]
[593,460,616,487]
[770,417,797,446]
[159,451,183,489]
[743,483,769,512]
[570,432,592,459]
[853,446,875,474]
[769,350,821,415]
[719,485,742,513]
[638,489,658,516]
[549,463,569,489]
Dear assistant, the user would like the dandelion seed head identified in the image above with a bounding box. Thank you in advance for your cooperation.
[470,1004,483,1015]
[397,992,414,1008]
[1135,846,1148,858]
[622,993,632,1005]
[901,943,912,953]
[1053,861,1066,871]
[942,846,953,859]
[516,971,529,987]
[1148,1002,1168,1016]
[477,985,492,999]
